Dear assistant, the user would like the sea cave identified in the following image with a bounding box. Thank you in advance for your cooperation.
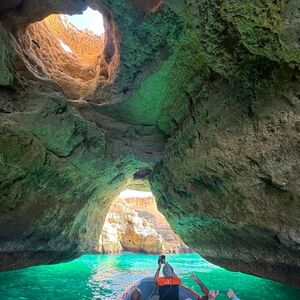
[0,0,299,299]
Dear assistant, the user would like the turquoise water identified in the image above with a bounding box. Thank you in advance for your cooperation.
[0,253,299,299]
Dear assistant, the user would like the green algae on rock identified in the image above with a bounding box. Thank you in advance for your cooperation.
[0,85,164,270]
[0,24,14,86]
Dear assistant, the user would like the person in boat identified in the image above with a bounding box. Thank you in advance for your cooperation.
[130,257,220,300]
[154,257,181,300]
[191,274,240,300]
[226,289,240,300]
[155,256,219,300]
[190,274,218,300]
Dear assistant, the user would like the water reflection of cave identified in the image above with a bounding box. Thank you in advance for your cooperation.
[97,189,190,254]
[15,6,119,100]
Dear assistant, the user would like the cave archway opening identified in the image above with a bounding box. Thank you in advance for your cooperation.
[97,188,190,255]
[13,4,119,100]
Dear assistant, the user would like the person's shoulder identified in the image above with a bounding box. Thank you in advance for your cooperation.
[172,276,181,284]
[155,277,163,284]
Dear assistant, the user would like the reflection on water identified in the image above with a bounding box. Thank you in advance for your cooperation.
[0,253,299,300]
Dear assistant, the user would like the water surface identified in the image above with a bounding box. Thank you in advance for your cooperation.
[0,253,299,299]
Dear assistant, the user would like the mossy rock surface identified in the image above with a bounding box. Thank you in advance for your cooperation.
[0,24,13,86]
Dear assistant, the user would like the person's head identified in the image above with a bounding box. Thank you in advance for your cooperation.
[162,262,174,278]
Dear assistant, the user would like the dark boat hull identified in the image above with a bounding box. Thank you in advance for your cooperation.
[118,276,201,300]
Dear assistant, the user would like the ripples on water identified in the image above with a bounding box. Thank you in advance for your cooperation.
[0,253,299,299]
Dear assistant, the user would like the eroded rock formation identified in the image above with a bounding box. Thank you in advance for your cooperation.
[16,14,106,99]
[0,0,299,288]
[98,195,190,254]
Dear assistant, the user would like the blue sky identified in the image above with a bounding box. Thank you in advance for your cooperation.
[65,7,104,36]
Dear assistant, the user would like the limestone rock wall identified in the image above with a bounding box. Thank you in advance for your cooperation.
[149,0,300,287]
[0,82,165,270]
[98,196,190,254]
[0,24,14,86]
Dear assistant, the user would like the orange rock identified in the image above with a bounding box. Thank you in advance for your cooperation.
[14,13,119,100]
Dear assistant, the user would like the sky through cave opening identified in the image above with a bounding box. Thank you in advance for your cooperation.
[58,7,105,54]
[64,7,105,37]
